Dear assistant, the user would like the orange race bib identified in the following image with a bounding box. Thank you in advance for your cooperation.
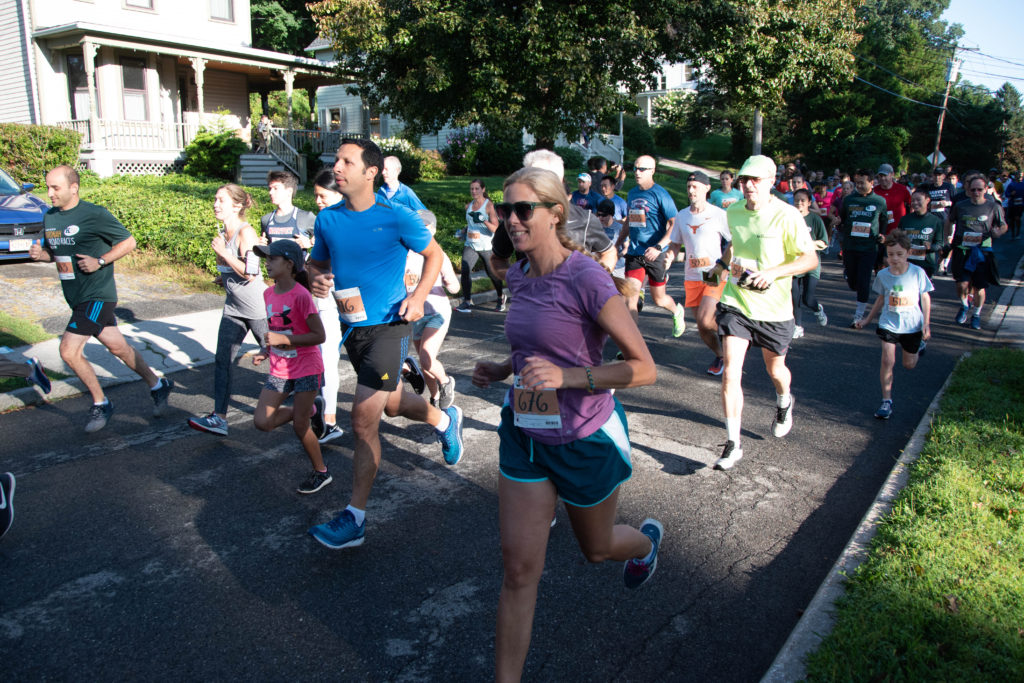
[404,271,419,293]
[55,255,75,280]
[333,286,368,323]
[512,375,561,430]
[688,256,712,270]
[888,292,912,312]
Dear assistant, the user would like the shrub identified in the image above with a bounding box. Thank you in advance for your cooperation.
[654,124,683,151]
[622,115,657,157]
[553,146,584,171]
[416,149,447,181]
[0,123,81,185]
[183,127,248,181]
[474,128,523,176]
[440,128,486,176]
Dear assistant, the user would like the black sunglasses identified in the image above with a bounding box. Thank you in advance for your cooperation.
[495,201,558,222]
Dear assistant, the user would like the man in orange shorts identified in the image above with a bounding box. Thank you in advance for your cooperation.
[652,171,732,375]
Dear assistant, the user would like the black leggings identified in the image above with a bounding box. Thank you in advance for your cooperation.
[843,249,875,303]
[791,275,820,326]
[461,246,503,300]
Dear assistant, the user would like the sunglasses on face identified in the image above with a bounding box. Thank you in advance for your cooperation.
[634,167,653,172]
[495,201,559,222]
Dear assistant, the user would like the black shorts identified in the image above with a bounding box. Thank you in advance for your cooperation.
[876,327,923,354]
[342,321,410,392]
[950,248,999,288]
[66,301,118,337]
[715,303,794,356]
[624,252,670,286]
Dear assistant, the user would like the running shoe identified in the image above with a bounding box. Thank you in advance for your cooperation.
[707,356,724,376]
[672,304,686,337]
[814,304,828,326]
[792,325,805,339]
[955,304,969,325]
[318,422,344,444]
[309,509,365,549]
[297,469,333,494]
[26,358,51,394]
[438,376,456,410]
[0,472,14,540]
[437,405,464,465]
[971,313,981,330]
[496,293,508,312]
[85,401,114,433]
[917,340,927,358]
[623,518,663,589]
[772,396,794,437]
[311,395,326,439]
[874,399,893,420]
[188,412,228,436]
[455,301,473,314]
[402,356,425,394]
[150,377,174,417]
[714,441,743,470]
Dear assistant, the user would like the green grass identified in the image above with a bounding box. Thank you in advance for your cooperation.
[0,311,53,348]
[672,133,734,171]
[804,349,1024,681]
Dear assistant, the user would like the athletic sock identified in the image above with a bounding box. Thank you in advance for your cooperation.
[855,302,867,318]
[777,393,792,409]
[726,417,741,446]
[150,378,163,391]
[961,296,970,307]
[435,411,451,433]
[345,505,365,526]
[94,398,109,406]
[974,306,983,315]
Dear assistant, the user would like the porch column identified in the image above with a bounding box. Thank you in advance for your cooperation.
[189,57,206,126]
[281,70,295,131]
[83,40,100,149]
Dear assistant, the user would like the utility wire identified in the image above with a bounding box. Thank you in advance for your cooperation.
[853,76,945,109]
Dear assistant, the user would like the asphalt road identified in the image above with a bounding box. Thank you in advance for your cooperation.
[1,236,1021,682]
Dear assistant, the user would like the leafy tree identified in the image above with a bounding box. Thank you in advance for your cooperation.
[308,0,670,146]
[250,0,318,55]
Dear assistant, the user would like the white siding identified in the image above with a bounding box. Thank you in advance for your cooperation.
[0,0,36,123]
[202,68,248,127]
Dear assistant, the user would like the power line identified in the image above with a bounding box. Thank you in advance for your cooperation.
[853,76,945,109]
[974,50,1024,70]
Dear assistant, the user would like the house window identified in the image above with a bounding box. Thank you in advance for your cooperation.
[210,0,233,21]
[121,57,148,121]
[66,55,92,119]
[324,107,346,131]
[124,0,154,9]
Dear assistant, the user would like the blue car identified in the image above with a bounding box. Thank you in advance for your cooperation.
[0,167,48,261]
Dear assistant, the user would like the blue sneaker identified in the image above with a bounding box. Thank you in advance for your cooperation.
[623,518,663,589]
[437,405,464,465]
[955,304,969,325]
[26,357,51,394]
[874,399,893,420]
[971,313,981,330]
[309,509,365,549]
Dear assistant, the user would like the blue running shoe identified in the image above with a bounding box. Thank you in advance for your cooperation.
[955,304,969,325]
[309,509,365,549]
[874,399,893,420]
[971,313,981,330]
[624,518,663,589]
[26,357,51,394]
[437,405,464,465]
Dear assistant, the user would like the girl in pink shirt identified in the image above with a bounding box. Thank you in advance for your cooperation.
[252,240,329,494]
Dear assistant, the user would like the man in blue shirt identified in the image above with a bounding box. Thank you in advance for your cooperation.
[375,155,427,211]
[306,139,464,550]
[599,175,628,220]
[618,155,685,335]
[570,173,603,213]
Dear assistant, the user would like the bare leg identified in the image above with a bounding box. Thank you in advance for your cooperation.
[721,335,750,421]
[565,488,651,563]
[96,325,159,386]
[879,342,896,399]
[696,297,723,356]
[649,283,676,313]
[761,348,791,395]
[348,384,390,509]
[59,331,105,403]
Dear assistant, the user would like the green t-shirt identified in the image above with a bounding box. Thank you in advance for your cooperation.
[43,200,132,308]
[898,212,943,271]
[720,198,816,322]
[801,212,828,279]
[840,192,887,252]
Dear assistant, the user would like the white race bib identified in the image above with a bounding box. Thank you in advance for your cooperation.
[56,255,75,280]
[850,222,872,238]
[512,375,561,430]
[333,287,368,323]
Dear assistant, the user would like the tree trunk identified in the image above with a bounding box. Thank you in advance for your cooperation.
[752,108,763,156]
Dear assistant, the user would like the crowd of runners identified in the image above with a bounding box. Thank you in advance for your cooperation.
[3,143,1020,681]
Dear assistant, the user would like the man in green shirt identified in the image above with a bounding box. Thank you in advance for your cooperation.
[711,155,818,471]
[840,169,888,325]
[28,165,173,433]
[898,189,944,278]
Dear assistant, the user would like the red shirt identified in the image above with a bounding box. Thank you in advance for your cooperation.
[873,183,912,234]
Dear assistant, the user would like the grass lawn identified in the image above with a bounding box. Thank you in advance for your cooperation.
[804,348,1024,681]
[0,312,69,393]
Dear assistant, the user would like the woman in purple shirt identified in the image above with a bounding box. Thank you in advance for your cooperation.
[472,167,661,681]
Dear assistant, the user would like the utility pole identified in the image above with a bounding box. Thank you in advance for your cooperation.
[931,47,962,169]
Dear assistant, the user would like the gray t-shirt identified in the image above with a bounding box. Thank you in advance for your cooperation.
[873,264,933,335]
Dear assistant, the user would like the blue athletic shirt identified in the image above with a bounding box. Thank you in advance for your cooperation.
[624,183,677,255]
[375,182,427,212]
[310,198,431,327]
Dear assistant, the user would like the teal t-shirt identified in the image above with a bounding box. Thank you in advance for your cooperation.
[841,192,887,252]
[898,212,943,271]
[43,200,132,308]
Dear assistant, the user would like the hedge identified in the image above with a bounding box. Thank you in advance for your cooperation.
[0,123,82,185]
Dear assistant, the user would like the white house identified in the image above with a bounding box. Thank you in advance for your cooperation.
[1,0,341,177]
[635,61,700,125]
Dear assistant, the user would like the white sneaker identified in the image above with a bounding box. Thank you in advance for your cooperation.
[772,397,794,438]
[815,304,828,326]
[714,441,743,470]
[792,325,805,339]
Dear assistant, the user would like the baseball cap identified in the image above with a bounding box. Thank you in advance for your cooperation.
[877,163,894,175]
[254,239,305,270]
[737,155,777,179]
[577,172,591,183]
[688,171,711,186]
[418,209,437,234]
[933,167,946,175]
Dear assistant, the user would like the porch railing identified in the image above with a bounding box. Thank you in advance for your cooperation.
[265,128,306,184]
[279,129,365,155]
[54,119,203,151]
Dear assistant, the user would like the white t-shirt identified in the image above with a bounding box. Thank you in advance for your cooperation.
[668,203,732,281]
[873,264,934,335]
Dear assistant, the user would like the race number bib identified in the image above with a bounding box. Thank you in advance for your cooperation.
[512,375,561,429]
[55,255,75,280]
[886,210,894,225]
[467,230,481,240]
[908,246,926,260]
[962,231,983,246]
[628,209,646,229]
[404,271,419,293]
[729,256,758,284]
[270,331,297,359]
[850,221,872,238]
[887,291,913,313]
[333,286,368,323]
[688,255,712,270]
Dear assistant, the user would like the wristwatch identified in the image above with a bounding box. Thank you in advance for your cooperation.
[97,257,107,267]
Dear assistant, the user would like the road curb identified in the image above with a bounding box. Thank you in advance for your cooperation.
[761,355,964,682]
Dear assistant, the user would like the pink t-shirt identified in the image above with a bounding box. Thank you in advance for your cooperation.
[263,283,324,380]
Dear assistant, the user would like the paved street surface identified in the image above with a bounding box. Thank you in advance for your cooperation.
[2,238,1022,681]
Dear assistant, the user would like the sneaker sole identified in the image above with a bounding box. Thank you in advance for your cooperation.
[188,420,227,436]
[714,453,743,470]
[297,475,333,494]
[442,406,464,466]
[309,529,365,550]
[772,399,794,438]
[318,428,344,444]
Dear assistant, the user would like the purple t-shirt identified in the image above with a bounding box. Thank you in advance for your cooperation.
[504,250,619,445]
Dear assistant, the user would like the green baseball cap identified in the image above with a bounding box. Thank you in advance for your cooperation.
[737,155,777,179]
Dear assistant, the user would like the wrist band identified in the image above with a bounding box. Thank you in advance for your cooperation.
[584,366,595,393]
[715,258,729,269]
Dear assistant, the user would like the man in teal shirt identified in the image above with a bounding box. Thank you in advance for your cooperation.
[841,169,887,325]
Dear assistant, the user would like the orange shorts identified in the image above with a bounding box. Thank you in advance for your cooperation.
[684,279,726,308]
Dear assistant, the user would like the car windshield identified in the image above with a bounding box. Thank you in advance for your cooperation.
[0,169,23,195]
